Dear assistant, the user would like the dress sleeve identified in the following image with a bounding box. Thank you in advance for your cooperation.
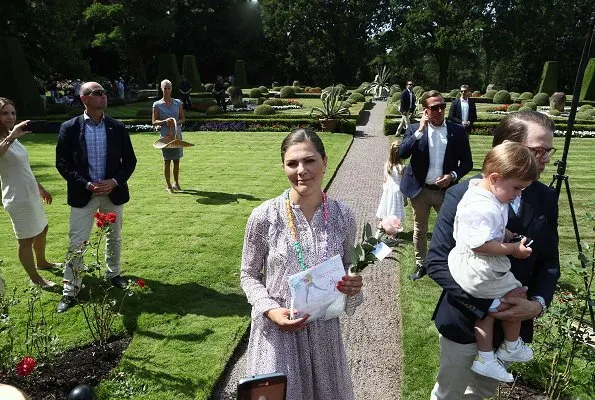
[457,201,501,249]
[240,203,281,317]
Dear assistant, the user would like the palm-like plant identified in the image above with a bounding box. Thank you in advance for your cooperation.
[310,86,351,120]
[367,65,392,100]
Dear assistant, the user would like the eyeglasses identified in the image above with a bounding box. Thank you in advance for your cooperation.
[427,103,447,111]
[407,83,413,86]
[84,89,106,97]
[526,146,557,159]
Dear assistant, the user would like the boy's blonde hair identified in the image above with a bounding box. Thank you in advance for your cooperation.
[387,140,404,175]
[482,142,537,182]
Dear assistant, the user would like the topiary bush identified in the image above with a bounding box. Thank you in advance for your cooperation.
[579,104,593,112]
[484,90,498,100]
[472,90,482,97]
[518,92,534,100]
[254,104,275,115]
[579,58,595,101]
[272,86,282,91]
[206,105,224,115]
[448,89,459,98]
[341,101,352,109]
[157,53,181,97]
[510,92,520,100]
[507,103,522,112]
[533,92,550,106]
[523,101,537,110]
[280,86,295,98]
[249,88,262,98]
[182,55,202,91]
[493,90,512,104]
[258,86,269,94]
[348,92,365,102]
[352,88,365,95]
[518,106,533,112]
[234,59,248,88]
[549,109,561,116]
[391,92,401,103]
[204,83,214,92]
[293,86,304,93]
[575,111,593,120]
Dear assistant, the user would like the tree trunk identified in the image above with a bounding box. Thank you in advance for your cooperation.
[436,51,450,92]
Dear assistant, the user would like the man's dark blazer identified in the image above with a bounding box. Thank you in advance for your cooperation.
[56,114,137,208]
[398,122,473,199]
[447,97,477,128]
[426,178,560,346]
[399,89,416,114]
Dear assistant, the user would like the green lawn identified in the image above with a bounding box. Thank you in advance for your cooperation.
[399,135,595,399]
[1,131,353,399]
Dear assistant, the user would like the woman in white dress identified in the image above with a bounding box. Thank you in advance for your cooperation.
[0,98,56,288]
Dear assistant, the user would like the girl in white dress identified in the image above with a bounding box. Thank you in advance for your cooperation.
[449,142,537,382]
[376,140,406,222]
[0,98,56,288]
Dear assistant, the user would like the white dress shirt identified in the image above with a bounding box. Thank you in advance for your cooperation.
[414,121,448,184]
[460,98,469,123]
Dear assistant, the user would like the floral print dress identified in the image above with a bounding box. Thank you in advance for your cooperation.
[240,191,357,400]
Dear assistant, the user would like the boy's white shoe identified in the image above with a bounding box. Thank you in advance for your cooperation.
[471,355,514,383]
[496,339,534,362]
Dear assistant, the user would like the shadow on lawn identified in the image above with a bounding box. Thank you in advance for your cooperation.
[120,278,249,335]
[175,189,261,205]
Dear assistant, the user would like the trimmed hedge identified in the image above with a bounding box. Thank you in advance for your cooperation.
[0,37,44,116]
[157,53,181,97]
[537,61,559,95]
[254,104,275,115]
[280,86,296,98]
[182,55,202,91]
[349,92,365,102]
[249,88,262,98]
[533,92,550,106]
[234,60,248,88]
[522,101,537,110]
[484,90,497,100]
[579,58,595,101]
[518,92,534,100]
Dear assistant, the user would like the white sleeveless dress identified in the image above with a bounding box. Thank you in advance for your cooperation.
[0,140,47,239]
[376,165,406,221]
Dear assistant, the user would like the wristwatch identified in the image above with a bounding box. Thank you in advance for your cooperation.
[449,171,457,182]
[531,296,547,318]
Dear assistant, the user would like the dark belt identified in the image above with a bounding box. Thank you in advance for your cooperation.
[424,183,445,191]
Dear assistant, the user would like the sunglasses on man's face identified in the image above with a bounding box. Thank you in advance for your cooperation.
[427,103,447,111]
[84,89,106,97]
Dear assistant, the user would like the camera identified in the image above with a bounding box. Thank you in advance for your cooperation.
[510,234,533,247]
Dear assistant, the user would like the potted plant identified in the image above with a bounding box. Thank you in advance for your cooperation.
[366,65,392,100]
[310,86,351,132]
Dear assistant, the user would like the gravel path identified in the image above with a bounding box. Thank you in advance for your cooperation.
[211,102,403,400]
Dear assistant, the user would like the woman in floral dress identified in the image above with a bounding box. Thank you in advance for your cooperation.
[240,128,363,400]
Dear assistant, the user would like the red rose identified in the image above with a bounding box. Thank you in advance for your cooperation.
[136,278,146,288]
[16,356,36,376]
[96,220,104,228]
[106,212,117,223]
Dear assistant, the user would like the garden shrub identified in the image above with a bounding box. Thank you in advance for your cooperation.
[258,86,269,94]
[206,105,224,115]
[448,89,459,98]
[293,86,304,94]
[518,106,533,112]
[254,104,275,115]
[507,103,522,112]
[413,86,424,98]
[389,85,401,96]
[518,92,534,100]
[272,86,282,91]
[584,108,595,117]
[484,90,498,100]
[271,81,279,89]
[292,80,301,87]
[349,92,365,102]
[579,104,593,112]
[46,103,68,114]
[341,101,352,109]
[249,88,262,98]
[280,86,295,98]
[472,90,482,97]
[533,92,550,106]
[263,98,284,106]
[204,83,214,92]
[344,98,355,105]
[137,93,149,102]
[257,97,265,105]
[391,92,401,103]
[523,101,537,110]
[352,88,365,95]
[549,109,561,116]
[510,92,520,100]
[234,59,248,88]
[492,90,512,104]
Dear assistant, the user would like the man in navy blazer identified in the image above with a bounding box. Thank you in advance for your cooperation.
[56,81,137,312]
[448,84,477,135]
[396,80,416,135]
[399,90,472,280]
[427,111,560,399]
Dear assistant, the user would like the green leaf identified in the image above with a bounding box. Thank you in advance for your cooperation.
[364,222,373,240]
[348,246,359,267]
